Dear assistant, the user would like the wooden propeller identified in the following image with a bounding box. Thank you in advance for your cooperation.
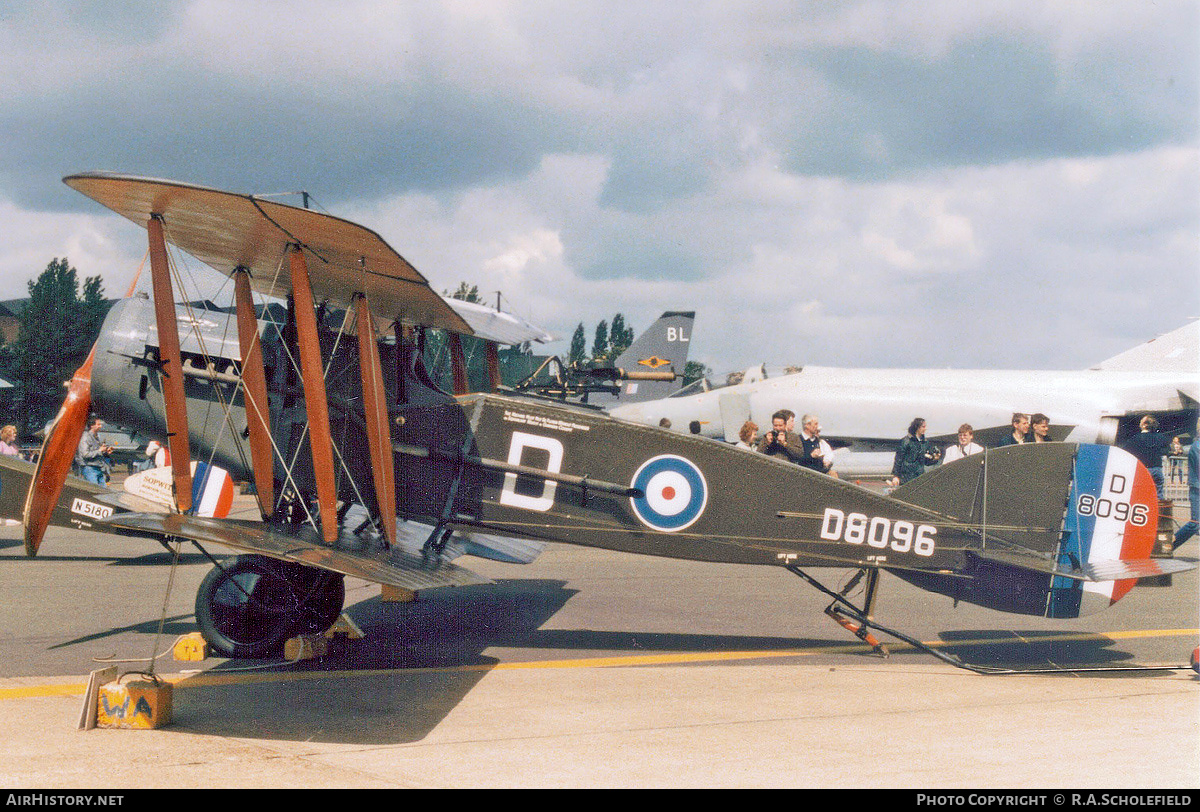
[21,350,95,556]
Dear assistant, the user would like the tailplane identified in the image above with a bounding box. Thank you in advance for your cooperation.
[889,443,1190,618]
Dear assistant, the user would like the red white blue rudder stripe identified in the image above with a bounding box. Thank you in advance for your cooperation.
[190,461,235,519]
[124,460,234,518]
[1050,444,1158,617]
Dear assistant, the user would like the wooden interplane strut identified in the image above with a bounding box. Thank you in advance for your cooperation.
[233,269,275,517]
[355,295,397,546]
[289,246,338,543]
[485,342,502,391]
[448,333,468,396]
[148,216,193,513]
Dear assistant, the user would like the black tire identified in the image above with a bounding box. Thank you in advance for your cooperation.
[289,564,347,636]
[194,555,344,658]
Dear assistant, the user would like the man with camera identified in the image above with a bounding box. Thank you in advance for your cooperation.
[75,415,114,486]
[758,409,804,464]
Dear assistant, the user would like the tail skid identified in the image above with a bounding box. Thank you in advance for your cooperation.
[787,565,1193,675]
[782,442,1195,672]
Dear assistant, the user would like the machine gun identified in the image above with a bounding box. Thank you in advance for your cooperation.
[513,356,678,404]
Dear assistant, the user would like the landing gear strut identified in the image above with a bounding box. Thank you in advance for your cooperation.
[787,566,889,657]
[786,564,978,668]
[195,554,345,658]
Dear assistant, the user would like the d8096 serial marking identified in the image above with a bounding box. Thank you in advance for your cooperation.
[819,508,936,556]
[1076,494,1150,526]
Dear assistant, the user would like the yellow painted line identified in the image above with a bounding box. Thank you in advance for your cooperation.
[2,627,1194,700]
[0,683,91,700]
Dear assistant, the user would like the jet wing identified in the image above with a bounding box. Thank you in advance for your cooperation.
[63,172,472,335]
[103,512,489,592]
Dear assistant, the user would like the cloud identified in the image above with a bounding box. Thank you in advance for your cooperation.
[0,1,1194,376]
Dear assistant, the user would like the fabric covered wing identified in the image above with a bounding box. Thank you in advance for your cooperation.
[64,172,471,334]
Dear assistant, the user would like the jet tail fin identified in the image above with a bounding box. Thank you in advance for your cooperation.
[1092,320,1199,376]
[609,311,695,404]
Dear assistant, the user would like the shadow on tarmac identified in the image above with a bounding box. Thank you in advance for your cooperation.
[160,576,1193,746]
[933,628,1149,672]
[49,613,197,650]
[170,578,577,745]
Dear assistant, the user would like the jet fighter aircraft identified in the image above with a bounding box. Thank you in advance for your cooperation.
[1,172,1191,670]
[610,324,1199,474]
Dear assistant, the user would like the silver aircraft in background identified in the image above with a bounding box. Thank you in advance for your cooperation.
[611,321,1199,475]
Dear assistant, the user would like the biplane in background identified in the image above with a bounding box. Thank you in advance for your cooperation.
[1,172,1192,672]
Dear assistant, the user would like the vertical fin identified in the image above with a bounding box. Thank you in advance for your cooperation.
[1054,444,1158,615]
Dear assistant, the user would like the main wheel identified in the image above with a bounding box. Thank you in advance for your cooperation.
[194,555,344,658]
[289,564,347,636]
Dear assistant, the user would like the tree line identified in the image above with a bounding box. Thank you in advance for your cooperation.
[568,313,634,365]
[0,258,108,439]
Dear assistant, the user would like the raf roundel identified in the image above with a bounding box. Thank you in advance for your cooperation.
[630,454,708,532]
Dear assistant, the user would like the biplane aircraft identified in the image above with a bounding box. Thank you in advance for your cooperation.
[1,172,1193,671]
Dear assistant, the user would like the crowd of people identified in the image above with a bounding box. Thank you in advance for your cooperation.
[726,409,1197,551]
[733,410,837,476]
[3,405,1197,553]
[0,415,172,488]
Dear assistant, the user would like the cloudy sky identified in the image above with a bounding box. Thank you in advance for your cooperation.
[1,0,1196,374]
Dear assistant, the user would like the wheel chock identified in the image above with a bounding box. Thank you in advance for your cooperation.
[284,633,329,661]
[381,585,417,603]
[96,676,173,730]
[173,632,209,661]
[325,613,364,640]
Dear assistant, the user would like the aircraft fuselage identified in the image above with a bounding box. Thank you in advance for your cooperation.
[612,364,1197,452]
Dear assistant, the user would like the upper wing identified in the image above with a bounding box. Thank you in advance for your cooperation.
[444,296,555,346]
[64,172,472,335]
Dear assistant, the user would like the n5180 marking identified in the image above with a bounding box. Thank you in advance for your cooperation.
[820,508,936,556]
[71,498,113,520]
